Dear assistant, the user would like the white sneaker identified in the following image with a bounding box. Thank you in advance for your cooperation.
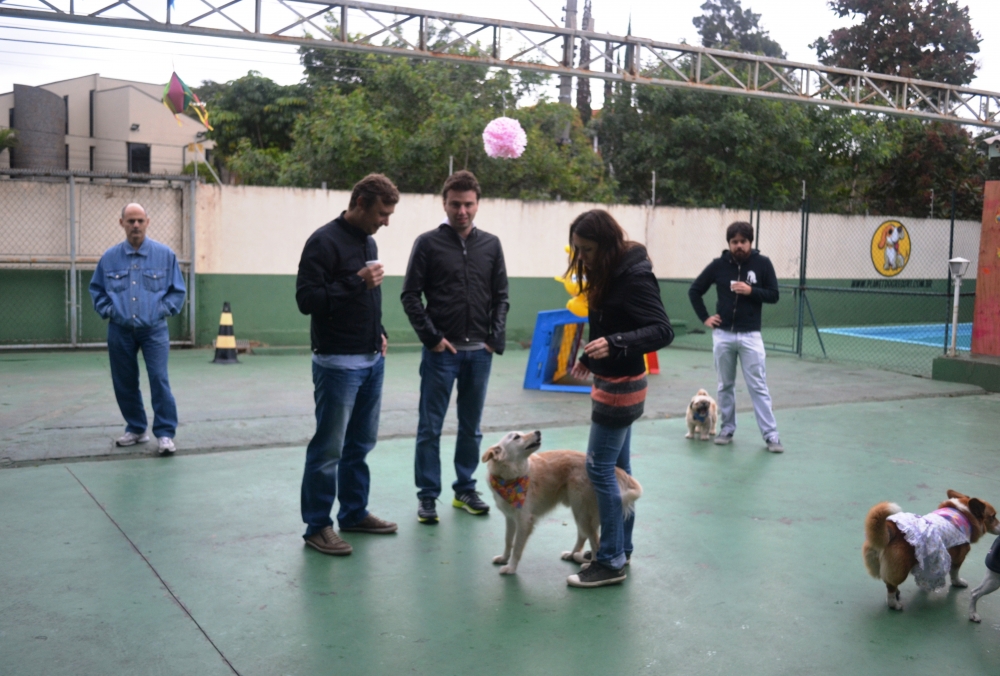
[116,431,150,447]
[157,437,176,455]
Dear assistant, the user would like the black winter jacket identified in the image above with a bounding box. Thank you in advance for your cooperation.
[688,249,779,333]
[401,224,509,353]
[295,214,385,355]
[578,245,674,378]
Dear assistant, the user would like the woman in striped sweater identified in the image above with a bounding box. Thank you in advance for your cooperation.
[566,210,674,588]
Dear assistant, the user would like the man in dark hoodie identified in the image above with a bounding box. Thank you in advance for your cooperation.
[688,221,784,453]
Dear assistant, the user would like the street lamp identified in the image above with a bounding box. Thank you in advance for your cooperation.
[948,257,971,357]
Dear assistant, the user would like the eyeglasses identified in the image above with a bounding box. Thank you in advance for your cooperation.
[125,219,147,224]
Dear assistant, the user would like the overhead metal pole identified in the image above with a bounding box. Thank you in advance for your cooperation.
[1,0,998,128]
[558,0,577,106]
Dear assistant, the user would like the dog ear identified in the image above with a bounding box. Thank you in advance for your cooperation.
[947,489,969,500]
[969,498,987,520]
[481,445,499,463]
[877,225,888,249]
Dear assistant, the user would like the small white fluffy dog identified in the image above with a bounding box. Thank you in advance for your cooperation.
[685,389,718,440]
[481,430,642,575]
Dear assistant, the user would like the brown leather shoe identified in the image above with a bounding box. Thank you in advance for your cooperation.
[304,526,352,556]
[339,513,398,534]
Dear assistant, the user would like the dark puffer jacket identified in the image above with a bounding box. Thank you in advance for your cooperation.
[578,245,674,378]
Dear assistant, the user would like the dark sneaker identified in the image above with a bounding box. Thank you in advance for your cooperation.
[417,499,439,524]
[714,433,734,446]
[766,438,785,453]
[567,561,627,588]
[340,513,398,534]
[304,526,352,556]
[453,491,490,515]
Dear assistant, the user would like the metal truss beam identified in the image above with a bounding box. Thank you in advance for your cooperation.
[2,0,999,128]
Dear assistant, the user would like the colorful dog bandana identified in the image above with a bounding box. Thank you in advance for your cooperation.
[489,474,529,509]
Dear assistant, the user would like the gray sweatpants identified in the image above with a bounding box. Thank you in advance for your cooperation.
[712,329,779,442]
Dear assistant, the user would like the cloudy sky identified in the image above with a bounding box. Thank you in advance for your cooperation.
[1,0,997,105]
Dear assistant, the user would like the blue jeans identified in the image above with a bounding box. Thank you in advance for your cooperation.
[107,321,177,439]
[586,422,634,570]
[301,357,383,537]
[414,347,493,500]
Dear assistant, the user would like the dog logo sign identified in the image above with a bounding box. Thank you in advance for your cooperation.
[871,220,910,277]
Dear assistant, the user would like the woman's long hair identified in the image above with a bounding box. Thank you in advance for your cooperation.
[566,209,637,309]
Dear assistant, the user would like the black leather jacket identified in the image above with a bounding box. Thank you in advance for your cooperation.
[401,224,509,353]
[295,214,385,355]
[578,245,674,378]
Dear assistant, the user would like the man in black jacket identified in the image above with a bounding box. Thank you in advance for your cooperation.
[688,221,785,453]
[295,174,400,557]
[402,171,509,524]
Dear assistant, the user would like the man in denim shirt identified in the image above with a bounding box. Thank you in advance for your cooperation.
[90,203,186,455]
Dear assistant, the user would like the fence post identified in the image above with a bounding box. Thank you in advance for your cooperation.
[796,198,809,356]
[189,179,197,346]
[943,189,956,353]
[68,174,78,348]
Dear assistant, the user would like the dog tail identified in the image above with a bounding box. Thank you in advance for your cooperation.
[616,470,643,519]
[863,502,900,578]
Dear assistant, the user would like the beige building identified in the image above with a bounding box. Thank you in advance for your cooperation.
[0,74,213,174]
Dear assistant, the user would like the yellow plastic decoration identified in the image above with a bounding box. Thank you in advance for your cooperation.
[554,245,589,317]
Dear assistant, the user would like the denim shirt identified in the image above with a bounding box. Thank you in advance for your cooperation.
[89,238,187,329]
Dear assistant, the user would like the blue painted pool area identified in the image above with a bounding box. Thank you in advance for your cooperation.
[819,322,972,350]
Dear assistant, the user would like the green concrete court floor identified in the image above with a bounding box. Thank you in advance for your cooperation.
[0,346,984,465]
[3,394,1000,676]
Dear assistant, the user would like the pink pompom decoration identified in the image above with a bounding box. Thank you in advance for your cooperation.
[482,117,527,159]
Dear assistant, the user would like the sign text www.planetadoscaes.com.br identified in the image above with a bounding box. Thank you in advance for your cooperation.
[850,279,934,288]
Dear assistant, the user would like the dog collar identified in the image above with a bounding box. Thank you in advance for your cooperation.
[489,474,529,509]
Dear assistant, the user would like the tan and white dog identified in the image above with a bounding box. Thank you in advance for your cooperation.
[685,389,718,440]
[863,490,1000,612]
[481,430,642,575]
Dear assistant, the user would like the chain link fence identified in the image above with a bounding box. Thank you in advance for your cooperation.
[663,195,981,377]
[0,168,197,348]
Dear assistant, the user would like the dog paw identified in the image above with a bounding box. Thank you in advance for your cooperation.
[952,578,969,588]
[560,551,575,561]
[492,555,509,565]
[970,612,982,623]
[887,599,903,611]
[498,565,516,575]
[684,433,693,439]
[700,435,709,441]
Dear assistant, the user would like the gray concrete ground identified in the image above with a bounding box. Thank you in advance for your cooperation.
[0,345,983,466]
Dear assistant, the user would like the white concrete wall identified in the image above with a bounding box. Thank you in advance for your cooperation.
[194,185,981,279]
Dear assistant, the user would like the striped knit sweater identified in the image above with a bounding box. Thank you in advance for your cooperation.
[591,373,648,428]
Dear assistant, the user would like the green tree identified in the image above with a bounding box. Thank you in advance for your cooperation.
[810,0,980,85]
[0,127,16,156]
[693,0,785,57]
[196,72,310,161]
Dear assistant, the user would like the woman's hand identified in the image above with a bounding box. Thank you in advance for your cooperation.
[571,361,591,380]
[583,337,610,360]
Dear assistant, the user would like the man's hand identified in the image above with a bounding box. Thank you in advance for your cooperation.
[484,344,495,354]
[432,338,457,354]
[381,334,388,357]
[583,337,610,360]
[704,314,722,328]
[731,281,752,295]
[571,361,591,380]
[357,262,384,289]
